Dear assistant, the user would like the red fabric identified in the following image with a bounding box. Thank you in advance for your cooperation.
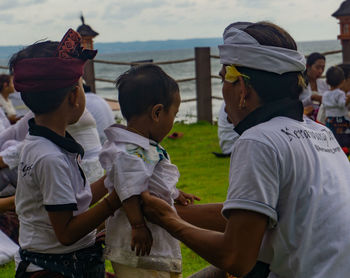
[57,29,82,59]
[13,28,96,93]
[13,57,85,93]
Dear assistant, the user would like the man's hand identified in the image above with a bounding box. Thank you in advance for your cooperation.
[141,191,179,228]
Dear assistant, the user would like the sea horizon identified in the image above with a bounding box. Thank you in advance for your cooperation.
[0,37,341,60]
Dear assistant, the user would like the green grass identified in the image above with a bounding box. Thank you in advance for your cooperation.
[0,122,230,277]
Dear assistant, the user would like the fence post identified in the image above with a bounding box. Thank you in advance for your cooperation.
[195,47,212,124]
[83,61,96,92]
[77,15,98,92]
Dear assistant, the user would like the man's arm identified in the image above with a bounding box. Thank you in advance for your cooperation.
[175,203,226,232]
[143,192,267,277]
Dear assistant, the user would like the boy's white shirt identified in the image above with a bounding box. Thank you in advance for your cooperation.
[322,88,349,118]
[99,125,182,273]
[15,135,96,272]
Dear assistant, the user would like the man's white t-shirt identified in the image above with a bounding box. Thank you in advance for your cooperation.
[15,131,95,272]
[222,116,350,278]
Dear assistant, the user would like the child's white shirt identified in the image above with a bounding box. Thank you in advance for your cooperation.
[15,129,95,272]
[99,124,182,273]
[322,88,348,118]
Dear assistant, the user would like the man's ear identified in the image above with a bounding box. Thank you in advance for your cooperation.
[238,76,248,108]
[151,104,164,122]
[68,86,79,107]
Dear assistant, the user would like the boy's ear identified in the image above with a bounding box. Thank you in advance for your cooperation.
[68,86,79,107]
[151,104,164,122]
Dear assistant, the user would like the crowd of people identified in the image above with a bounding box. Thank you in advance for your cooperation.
[0,20,350,278]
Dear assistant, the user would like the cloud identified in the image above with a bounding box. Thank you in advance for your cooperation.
[0,0,47,10]
[103,0,168,21]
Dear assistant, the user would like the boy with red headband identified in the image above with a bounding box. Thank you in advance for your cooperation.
[10,29,120,278]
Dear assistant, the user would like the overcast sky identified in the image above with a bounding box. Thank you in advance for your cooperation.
[0,0,345,46]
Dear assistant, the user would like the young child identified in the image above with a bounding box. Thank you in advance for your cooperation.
[0,74,19,124]
[99,64,199,277]
[322,66,350,147]
[10,29,120,278]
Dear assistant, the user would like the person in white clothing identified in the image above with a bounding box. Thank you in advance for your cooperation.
[322,66,350,147]
[99,64,199,277]
[299,53,329,120]
[140,21,350,278]
[83,83,115,145]
[9,91,29,118]
[217,102,239,156]
[0,74,20,124]
[10,29,121,277]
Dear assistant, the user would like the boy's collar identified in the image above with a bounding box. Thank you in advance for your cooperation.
[28,118,84,158]
[105,124,152,150]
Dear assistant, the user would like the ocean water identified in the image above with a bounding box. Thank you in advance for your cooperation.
[0,39,342,122]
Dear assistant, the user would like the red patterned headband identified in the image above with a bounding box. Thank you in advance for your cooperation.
[13,28,97,93]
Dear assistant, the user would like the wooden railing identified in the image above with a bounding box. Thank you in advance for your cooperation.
[0,49,343,124]
[89,48,342,123]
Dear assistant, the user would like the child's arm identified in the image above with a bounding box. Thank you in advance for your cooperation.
[123,195,153,256]
[90,175,108,205]
[0,195,15,213]
[175,190,201,206]
[48,190,121,246]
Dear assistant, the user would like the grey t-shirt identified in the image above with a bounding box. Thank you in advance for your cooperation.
[223,116,350,277]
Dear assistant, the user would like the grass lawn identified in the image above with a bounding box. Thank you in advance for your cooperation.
[0,121,231,277]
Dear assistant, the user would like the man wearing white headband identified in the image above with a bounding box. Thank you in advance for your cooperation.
[141,21,350,278]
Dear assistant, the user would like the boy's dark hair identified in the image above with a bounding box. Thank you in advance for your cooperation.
[236,21,303,103]
[326,66,345,87]
[116,64,179,121]
[337,63,350,79]
[0,74,10,92]
[9,41,76,115]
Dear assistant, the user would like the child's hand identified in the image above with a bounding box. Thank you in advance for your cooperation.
[131,223,153,256]
[175,190,201,206]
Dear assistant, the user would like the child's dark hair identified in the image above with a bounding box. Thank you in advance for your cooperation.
[9,41,77,115]
[236,21,304,103]
[326,66,345,88]
[0,74,10,92]
[116,64,179,121]
[338,63,350,79]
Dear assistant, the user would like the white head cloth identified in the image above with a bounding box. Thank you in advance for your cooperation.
[218,22,306,74]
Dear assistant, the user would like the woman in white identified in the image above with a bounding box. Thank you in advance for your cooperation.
[299,53,329,121]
